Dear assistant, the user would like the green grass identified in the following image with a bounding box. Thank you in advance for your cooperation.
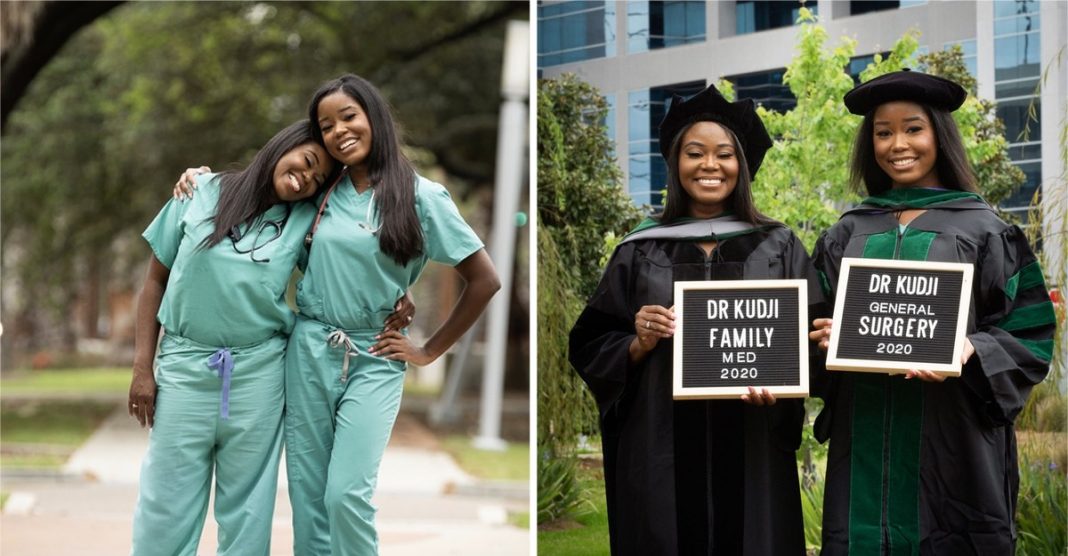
[1,399,118,445]
[1,399,118,470]
[538,464,610,556]
[509,511,530,529]
[1,453,69,470]
[1,368,129,394]
[441,435,529,481]
[1,492,8,509]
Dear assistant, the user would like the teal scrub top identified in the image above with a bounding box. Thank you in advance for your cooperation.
[296,174,484,329]
[142,173,315,346]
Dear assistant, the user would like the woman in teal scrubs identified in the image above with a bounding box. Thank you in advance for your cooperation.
[175,74,500,554]
[284,74,500,556]
[129,120,337,555]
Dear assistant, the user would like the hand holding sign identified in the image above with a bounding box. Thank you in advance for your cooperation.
[630,305,676,362]
[902,337,975,382]
[810,318,833,352]
[741,386,777,406]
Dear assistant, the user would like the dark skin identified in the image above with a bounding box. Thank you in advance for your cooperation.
[370,248,500,365]
[128,256,169,427]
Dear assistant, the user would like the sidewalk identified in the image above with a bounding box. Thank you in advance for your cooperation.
[1,405,529,555]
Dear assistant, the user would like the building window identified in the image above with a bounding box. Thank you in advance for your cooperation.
[627,80,705,208]
[849,1,926,16]
[627,1,706,54]
[537,1,617,67]
[729,69,796,112]
[736,1,817,35]
[993,0,1041,212]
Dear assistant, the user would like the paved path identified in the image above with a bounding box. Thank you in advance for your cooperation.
[2,406,529,555]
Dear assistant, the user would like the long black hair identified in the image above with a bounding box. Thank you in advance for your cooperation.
[307,74,422,266]
[198,120,338,250]
[659,119,777,226]
[849,104,978,196]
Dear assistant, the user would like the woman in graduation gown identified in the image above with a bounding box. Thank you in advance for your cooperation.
[809,70,1056,555]
[569,84,823,555]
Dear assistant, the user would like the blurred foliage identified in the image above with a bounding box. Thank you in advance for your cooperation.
[536,74,638,524]
[1015,432,1068,555]
[1,1,525,355]
[535,227,594,459]
[537,74,642,299]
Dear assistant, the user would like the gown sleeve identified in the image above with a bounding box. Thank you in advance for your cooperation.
[776,230,830,447]
[568,243,640,420]
[809,230,844,402]
[963,224,1056,426]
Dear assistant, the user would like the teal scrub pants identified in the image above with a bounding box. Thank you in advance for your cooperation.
[131,333,286,556]
[284,315,406,556]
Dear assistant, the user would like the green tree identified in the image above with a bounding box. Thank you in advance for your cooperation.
[918,45,1025,209]
[0,2,523,363]
[538,74,642,299]
[754,8,1026,249]
[536,74,640,523]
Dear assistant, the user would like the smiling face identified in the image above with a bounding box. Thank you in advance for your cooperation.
[316,91,373,173]
[872,101,940,189]
[677,121,739,218]
[272,142,332,202]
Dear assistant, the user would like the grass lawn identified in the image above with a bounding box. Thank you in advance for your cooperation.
[441,435,529,481]
[537,463,610,556]
[1,367,130,394]
[509,511,530,529]
[1,399,118,469]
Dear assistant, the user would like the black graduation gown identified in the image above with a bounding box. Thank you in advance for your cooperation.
[569,224,823,556]
[811,190,1056,555]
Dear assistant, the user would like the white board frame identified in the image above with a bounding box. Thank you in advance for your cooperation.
[672,279,810,400]
[826,257,974,377]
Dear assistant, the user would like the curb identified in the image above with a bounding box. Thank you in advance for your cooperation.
[449,480,529,501]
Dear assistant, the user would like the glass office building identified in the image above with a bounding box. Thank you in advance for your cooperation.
[538,0,1065,214]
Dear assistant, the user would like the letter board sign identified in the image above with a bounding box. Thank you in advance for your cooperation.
[673,280,809,400]
[827,258,973,376]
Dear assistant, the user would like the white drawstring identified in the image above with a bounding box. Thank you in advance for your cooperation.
[326,330,359,382]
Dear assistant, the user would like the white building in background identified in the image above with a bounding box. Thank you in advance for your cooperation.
[537,0,1065,218]
[538,0,1067,374]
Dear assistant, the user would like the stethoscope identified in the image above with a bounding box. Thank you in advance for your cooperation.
[229,203,292,263]
[304,169,380,251]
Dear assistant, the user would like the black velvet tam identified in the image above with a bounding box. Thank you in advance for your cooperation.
[657,84,773,180]
[844,68,967,115]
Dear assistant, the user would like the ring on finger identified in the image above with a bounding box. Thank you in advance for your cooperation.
[645,320,652,329]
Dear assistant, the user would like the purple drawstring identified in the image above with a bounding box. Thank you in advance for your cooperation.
[207,348,234,419]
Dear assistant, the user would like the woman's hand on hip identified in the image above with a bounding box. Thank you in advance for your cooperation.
[128,368,157,428]
[383,292,416,332]
[369,330,434,366]
[173,166,210,200]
